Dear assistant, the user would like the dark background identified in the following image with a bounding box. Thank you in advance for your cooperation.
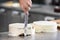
[0,0,45,4]
[0,0,60,5]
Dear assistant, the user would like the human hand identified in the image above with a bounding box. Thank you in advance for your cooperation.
[19,0,32,13]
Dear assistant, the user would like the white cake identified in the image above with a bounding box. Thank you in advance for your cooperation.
[32,21,57,33]
[9,23,35,36]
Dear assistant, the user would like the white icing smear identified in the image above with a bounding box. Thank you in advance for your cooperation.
[33,21,57,25]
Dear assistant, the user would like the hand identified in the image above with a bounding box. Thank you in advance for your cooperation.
[19,0,32,13]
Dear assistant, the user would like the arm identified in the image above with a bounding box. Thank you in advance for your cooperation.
[19,0,32,13]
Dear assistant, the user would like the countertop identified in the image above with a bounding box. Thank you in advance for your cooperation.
[0,30,60,40]
[0,3,60,17]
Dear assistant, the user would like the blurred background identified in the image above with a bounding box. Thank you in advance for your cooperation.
[0,0,60,32]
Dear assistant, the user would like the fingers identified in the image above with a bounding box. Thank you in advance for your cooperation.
[20,2,30,13]
[26,0,32,7]
[22,6,30,13]
[19,0,32,13]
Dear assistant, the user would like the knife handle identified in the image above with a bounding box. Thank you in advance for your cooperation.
[25,11,29,15]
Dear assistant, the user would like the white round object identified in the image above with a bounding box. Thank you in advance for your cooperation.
[9,23,24,36]
[32,21,57,32]
[9,23,35,36]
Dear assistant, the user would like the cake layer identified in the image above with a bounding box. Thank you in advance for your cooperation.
[32,21,57,33]
[9,23,35,36]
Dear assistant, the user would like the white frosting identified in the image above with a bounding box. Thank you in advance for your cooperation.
[33,21,57,25]
[9,23,32,28]
[9,23,24,28]
[33,21,57,32]
[9,23,35,36]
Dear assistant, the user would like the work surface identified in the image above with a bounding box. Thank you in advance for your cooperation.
[0,30,60,40]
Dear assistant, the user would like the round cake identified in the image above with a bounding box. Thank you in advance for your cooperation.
[32,21,57,33]
[9,23,35,36]
[9,23,24,36]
